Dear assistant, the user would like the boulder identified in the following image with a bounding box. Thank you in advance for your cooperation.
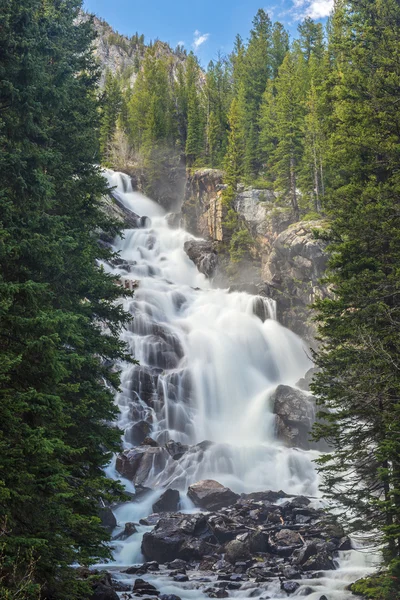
[274,529,303,547]
[98,505,117,533]
[152,489,180,513]
[90,583,119,600]
[165,440,189,460]
[133,578,160,596]
[89,573,119,600]
[113,522,137,540]
[188,480,239,511]
[115,446,170,486]
[125,420,152,445]
[142,513,217,563]
[184,240,218,279]
[271,385,315,449]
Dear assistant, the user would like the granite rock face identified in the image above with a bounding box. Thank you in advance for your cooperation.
[182,170,226,241]
[262,221,329,345]
[271,385,316,450]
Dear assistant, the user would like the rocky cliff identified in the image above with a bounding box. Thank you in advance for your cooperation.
[182,170,329,346]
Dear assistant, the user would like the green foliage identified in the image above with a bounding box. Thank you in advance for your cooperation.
[229,227,254,262]
[100,71,123,164]
[351,572,399,600]
[311,0,400,573]
[0,1,130,597]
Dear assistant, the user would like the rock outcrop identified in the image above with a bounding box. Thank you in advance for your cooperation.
[182,170,226,240]
[271,385,316,450]
[183,240,218,279]
[262,221,329,344]
[187,480,239,511]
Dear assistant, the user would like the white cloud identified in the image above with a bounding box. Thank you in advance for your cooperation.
[291,0,334,19]
[193,30,210,50]
[177,41,185,47]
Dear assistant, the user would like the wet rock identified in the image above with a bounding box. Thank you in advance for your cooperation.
[142,437,159,447]
[166,213,181,229]
[152,489,180,513]
[296,368,319,392]
[206,589,229,598]
[133,578,160,596]
[116,446,169,486]
[302,550,335,571]
[140,514,161,526]
[224,539,251,564]
[88,572,119,600]
[187,480,239,511]
[160,596,182,600]
[271,385,315,450]
[98,505,117,533]
[90,583,119,600]
[167,559,189,571]
[126,420,152,445]
[184,240,218,279]
[165,440,189,460]
[142,513,217,563]
[173,574,189,582]
[113,521,137,540]
[274,529,303,547]
[337,536,352,551]
[281,581,300,594]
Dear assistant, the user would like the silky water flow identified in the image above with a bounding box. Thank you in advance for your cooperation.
[99,170,379,599]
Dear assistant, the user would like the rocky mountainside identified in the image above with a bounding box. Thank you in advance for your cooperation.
[79,12,187,88]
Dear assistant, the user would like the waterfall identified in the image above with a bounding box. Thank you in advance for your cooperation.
[99,170,379,598]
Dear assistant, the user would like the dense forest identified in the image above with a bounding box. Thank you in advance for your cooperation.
[1,0,400,598]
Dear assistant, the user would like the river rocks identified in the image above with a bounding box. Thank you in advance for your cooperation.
[184,240,218,279]
[187,480,240,511]
[113,521,138,540]
[165,440,188,460]
[126,420,152,445]
[98,504,117,533]
[116,446,170,486]
[271,385,315,450]
[142,513,217,563]
[133,578,160,596]
[152,489,180,513]
[88,572,119,600]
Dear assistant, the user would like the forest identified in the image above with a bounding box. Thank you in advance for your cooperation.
[1,0,400,599]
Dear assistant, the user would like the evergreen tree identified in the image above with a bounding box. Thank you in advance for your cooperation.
[312,0,400,591]
[185,53,205,166]
[298,17,325,62]
[100,70,123,164]
[271,22,290,78]
[0,2,129,597]
[268,48,307,220]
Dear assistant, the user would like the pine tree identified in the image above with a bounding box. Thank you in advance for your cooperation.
[100,70,123,164]
[268,48,307,220]
[185,53,205,166]
[271,22,290,78]
[0,2,130,597]
[312,0,400,590]
[298,17,325,62]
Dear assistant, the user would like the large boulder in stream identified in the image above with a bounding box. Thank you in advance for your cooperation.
[187,480,239,511]
[142,513,217,563]
[184,240,218,279]
[271,385,315,449]
[116,446,170,486]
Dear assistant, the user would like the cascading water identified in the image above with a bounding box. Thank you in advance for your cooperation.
[100,170,379,599]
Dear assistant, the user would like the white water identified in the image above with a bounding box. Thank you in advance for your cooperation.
[101,170,379,598]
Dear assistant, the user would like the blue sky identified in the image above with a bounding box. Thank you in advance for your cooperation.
[83,0,333,65]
